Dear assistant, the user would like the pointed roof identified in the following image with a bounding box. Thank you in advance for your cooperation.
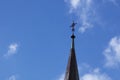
[64,22,79,80]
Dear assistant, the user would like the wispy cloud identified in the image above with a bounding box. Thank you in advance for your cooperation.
[4,43,18,58]
[57,73,65,80]
[65,0,119,33]
[81,68,112,80]
[57,68,111,80]
[78,0,95,33]
[103,0,119,7]
[103,36,120,67]
[79,64,111,80]
[65,0,98,33]
[64,0,80,10]
[109,0,119,6]
[7,75,17,80]
[57,64,112,80]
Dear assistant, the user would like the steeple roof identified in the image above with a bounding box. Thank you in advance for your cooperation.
[64,22,79,80]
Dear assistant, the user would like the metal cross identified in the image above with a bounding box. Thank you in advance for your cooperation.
[70,21,77,33]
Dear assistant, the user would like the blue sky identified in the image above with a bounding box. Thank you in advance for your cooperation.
[0,0,120,80]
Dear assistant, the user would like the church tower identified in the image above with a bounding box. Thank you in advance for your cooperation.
[64,22,79,80]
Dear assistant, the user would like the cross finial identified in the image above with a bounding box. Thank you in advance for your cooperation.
[70,21,77,33]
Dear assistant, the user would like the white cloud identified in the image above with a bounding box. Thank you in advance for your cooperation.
[57,73,65,80]
[103,36,120,67]
[64,0,80,10]
[57,68,111,80]
[65,0,97,33]
[65,0,119,33]
[103,0,119,7]
[4,43,18,58]
[78,63,91,74]
[109,0,118,6]
[79,64,112,80]
[7,75,17,80]
[70,0,80,9]
[81,68,112,80]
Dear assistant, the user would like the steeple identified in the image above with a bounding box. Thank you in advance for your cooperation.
[64,21,79,80]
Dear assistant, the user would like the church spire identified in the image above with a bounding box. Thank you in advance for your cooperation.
[64,21,79,80]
